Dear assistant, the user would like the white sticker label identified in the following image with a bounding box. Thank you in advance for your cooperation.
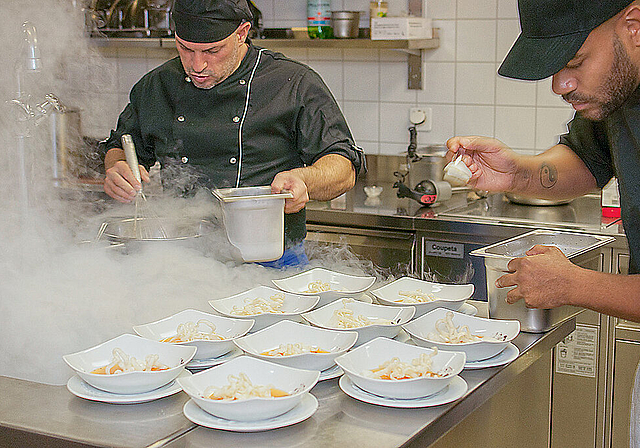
[555,324,598,378]
[424,241,464,259]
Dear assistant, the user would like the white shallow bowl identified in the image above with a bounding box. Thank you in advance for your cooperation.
[133,309,254,361]
[234,320,358,371]
[272,267,376,308]
[403,308,520,362]
[177,355,319,421]
[371,277,474,317]
[301,299,415,346]
[63,334,197,394]
[335,337,465,400]
[209,286,319,332]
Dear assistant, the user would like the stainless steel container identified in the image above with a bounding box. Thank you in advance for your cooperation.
[50,108,83,185]
[471,229,615,332]
[331,11,360,38]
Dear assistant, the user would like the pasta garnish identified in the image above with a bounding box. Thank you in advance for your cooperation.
[427,311,492,344]
[364,350,448,380]
[203,372,288,400]
[231,294,285,315]
[160,319,225,343]
[91,348,169,375]
[328,300,393,329]
[260,343,330,357]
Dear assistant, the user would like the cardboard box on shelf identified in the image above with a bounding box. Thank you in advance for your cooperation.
[370,17,432,40]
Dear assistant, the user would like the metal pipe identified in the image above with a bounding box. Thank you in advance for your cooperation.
[21,22,42,72]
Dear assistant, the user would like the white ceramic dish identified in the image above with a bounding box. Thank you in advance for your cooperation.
[464,342,519,369]
[371,277,474,318]
[319,364,344,381]
[183,393,318,432]
[66,370,191,404]
[133,309,254,360]
[272,268,376,308]
[339,375,468,408]
[301,299,415,346]
[458,302,478,316]
[208,286,319,332]
[334,337,465,400]
[177,355,319,422]
[234,320,357,372]
[186,347,243,370]
[63,334,196,394]
[402,308,520,362]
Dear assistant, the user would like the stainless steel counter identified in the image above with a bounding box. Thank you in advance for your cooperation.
[0,304,575,448]
[306,180,626,240]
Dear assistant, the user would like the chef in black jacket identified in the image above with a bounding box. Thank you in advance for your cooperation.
[102,0,364,267]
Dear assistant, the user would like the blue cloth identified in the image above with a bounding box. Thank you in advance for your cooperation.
[258,242,308,269]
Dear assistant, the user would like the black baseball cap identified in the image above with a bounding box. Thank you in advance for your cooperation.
[172,0,253,43]
[498,0,632,80]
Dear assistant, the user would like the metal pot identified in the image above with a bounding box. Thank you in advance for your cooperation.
[50,108,83,185]
[401,145,447,189]
[332,11,360,38]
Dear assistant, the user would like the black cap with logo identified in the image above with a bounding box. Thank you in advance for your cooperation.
[498,0,632,80]
[172,0,253,43]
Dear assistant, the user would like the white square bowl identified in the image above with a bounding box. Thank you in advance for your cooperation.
[177,355,319,421]
[402,308,520,362]
[63,334,197,394]
[334,337,465,399]
[133,309,254,361]
[208,286,319,332]
[272,268,376,308]
[233,320,358,371]
[301,299,415,346]
[371,277,474,317]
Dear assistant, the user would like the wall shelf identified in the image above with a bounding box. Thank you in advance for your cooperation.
[90,29,440,89]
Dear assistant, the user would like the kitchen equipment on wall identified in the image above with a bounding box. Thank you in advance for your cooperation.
[470,229,614,332]
[331,11,360,38]
[85,0,173,37]
[212,186,294,263]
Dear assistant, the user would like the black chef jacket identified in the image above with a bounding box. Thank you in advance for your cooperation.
[103,41,364,245]
[559,85,640,274]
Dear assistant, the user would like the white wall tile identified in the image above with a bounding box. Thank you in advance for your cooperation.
[380,103,414,143]
[344,48,379,62]
[536,77,569,108]
[379,62,417,103]
[417,103,455,146]
[496,18,520,63]
[427,0,456,19]
[308,61,344,100]
[418,62,455,103]
[424,19,457,62]
[379,142,407,156]
[455,63,496,105]
[456,20,496,62]
[496,75,536,106]
[273,0,306,23]
[457,0,497,19]
[455,105,495,137]
[343,101,380,149]
[495,106,536,149]
[535,107,575,150]
[308,48,343,61]
[497,0,518,18]
[116,55,149,95]
[344,61,379,101]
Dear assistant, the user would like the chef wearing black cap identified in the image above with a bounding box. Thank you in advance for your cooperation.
[445,0,640,324]
[102,0,364,267]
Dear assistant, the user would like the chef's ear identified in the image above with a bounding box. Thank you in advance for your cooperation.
[619,3,640,47]
[237,21,252,43]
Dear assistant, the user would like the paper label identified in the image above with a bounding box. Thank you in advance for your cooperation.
[555,324,598,378]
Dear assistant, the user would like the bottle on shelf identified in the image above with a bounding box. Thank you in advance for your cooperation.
[307,0,333,39]
[369,0,388,28]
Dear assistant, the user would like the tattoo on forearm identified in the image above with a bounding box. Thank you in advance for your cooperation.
[539,163,558,189]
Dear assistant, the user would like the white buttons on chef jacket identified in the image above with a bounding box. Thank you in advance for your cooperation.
[229,157,237,164]
[177,115,185,122]
[239,79,246,85]
[232,116,240,123]
[181,157,188,163]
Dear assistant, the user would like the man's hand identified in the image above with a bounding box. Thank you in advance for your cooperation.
[104,160,150,203]
[495,245,579,309]
[446,136,522,192]
[271,170,309,214]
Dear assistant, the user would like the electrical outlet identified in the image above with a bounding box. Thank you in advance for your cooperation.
[410,107,432,131]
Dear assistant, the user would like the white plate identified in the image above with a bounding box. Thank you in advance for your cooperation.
[319,364,343,381]
[464,342,519,370]
[67,370,192,404]
[339,375,467,408]
[186,347,243,369]
[182,393,318,432]
[459,302,478,316]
